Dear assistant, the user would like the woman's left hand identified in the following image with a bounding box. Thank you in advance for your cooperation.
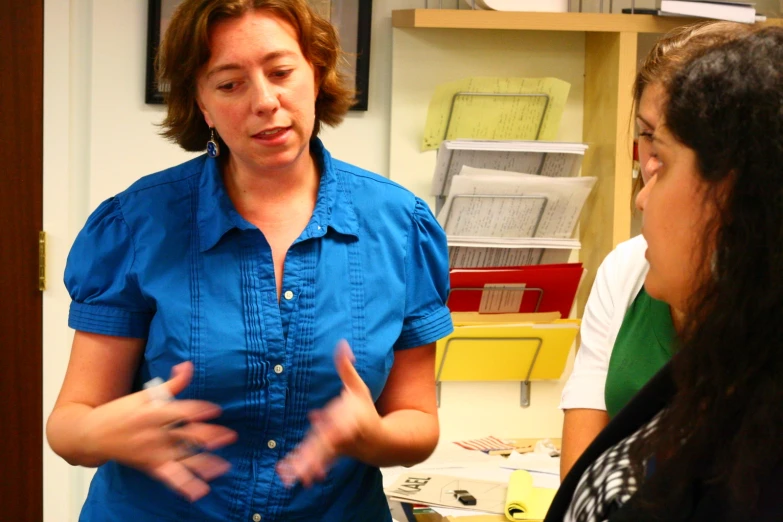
[276,340,381,487]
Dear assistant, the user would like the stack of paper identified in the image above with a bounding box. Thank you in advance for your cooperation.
[431,140,588,198]
[448,242,576,269]
[438,166,595,239]
[438,165,595,268]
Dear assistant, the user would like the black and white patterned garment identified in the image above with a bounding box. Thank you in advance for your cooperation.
[564,413,662,522]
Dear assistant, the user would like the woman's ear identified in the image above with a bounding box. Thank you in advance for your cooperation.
[195,93,214,128]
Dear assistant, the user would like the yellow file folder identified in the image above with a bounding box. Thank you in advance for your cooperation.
[435,319,579,382]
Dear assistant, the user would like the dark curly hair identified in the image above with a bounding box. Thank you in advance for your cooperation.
[630,21,752,201]
[630,26,783,513]
[156,0,355,152]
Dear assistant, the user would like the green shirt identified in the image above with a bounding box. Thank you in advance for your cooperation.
[605,287,676,419]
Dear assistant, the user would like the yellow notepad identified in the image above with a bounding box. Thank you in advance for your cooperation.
[505,470,557,521]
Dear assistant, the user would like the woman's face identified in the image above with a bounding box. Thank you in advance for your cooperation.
[635,83,718,312]
[196,10,318,175]
[636,82,665,186]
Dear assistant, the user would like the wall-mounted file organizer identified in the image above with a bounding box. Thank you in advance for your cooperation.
[431,140,588,202]
[434,91,550,214]
[435,320,580,407]
[448,263,585,316]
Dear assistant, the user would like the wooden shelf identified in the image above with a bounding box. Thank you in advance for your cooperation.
[392,9,782,33]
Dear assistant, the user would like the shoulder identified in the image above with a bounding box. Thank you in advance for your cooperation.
[332,159,419,215]
[594,235,649,296]
[116,155,205,201]
[601,235,648,274]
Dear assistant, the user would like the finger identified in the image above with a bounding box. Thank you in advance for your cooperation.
[333,340,365,393]
[143,400,224,427]
[169,423,238,451]
[180,452,232,481]
[151,460,210,502]
[165,361,194,397]
[289,432,336,487]
[276,459,297,487]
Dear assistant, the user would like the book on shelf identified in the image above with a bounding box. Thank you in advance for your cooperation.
[659,0,757,23]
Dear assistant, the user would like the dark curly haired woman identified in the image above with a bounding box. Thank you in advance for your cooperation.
[547,25,783,522]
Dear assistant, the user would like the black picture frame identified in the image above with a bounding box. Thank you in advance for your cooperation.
[145,0,372,111]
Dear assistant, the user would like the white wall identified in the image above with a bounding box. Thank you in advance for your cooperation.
[43,1,572,519]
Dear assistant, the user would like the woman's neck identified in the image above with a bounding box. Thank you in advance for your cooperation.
[670,306,686,333]
[222,151,320,225]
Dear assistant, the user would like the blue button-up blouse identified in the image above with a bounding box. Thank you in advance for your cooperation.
[64,139,453,521]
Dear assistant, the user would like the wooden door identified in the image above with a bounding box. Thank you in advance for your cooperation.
[0,0,44,519]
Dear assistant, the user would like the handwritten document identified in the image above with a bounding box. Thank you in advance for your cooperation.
[432,140,587,197]
[437,166,596,239]
[448,246,573,268]
[421,77,571,151]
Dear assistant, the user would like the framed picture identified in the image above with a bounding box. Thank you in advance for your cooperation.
[145,0,373,110]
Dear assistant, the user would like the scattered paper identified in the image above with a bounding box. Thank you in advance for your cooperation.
[502,451,561,476]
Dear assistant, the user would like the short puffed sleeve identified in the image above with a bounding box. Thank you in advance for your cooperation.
[394,198,454,350]
[64,197,153,338]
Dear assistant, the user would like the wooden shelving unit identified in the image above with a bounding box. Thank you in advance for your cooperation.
[389,10,780,313]
[392,9,783,32]
[393,10,700,32]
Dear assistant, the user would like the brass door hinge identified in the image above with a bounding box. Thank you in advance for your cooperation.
[38,231,46,291]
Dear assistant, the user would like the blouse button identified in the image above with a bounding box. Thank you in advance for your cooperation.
[283,290,294,300]
[252,514,261,522]
[274,364,284,374]
[267,440,277,449]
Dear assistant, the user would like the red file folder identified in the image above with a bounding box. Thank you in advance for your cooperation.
[448,263,584,317]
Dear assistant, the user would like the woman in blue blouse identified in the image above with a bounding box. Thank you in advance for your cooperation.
[46,1,454,521]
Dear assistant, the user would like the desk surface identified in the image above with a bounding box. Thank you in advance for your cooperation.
[441,514,543,522]
[411,438,561,522]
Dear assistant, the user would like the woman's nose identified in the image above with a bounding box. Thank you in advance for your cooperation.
[635,173,655,212]
[252,78,280,114]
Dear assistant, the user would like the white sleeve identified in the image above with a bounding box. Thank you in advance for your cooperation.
[559,250,618,411]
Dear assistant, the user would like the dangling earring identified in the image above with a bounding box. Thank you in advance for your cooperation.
[207,128,220,158]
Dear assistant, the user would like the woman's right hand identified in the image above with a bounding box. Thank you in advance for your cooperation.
[80,362,237,501]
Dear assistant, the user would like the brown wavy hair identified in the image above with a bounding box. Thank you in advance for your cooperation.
[156,0,355,152]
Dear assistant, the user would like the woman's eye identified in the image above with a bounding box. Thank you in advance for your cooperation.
[271,70,292,79]
[639,131,654,142]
